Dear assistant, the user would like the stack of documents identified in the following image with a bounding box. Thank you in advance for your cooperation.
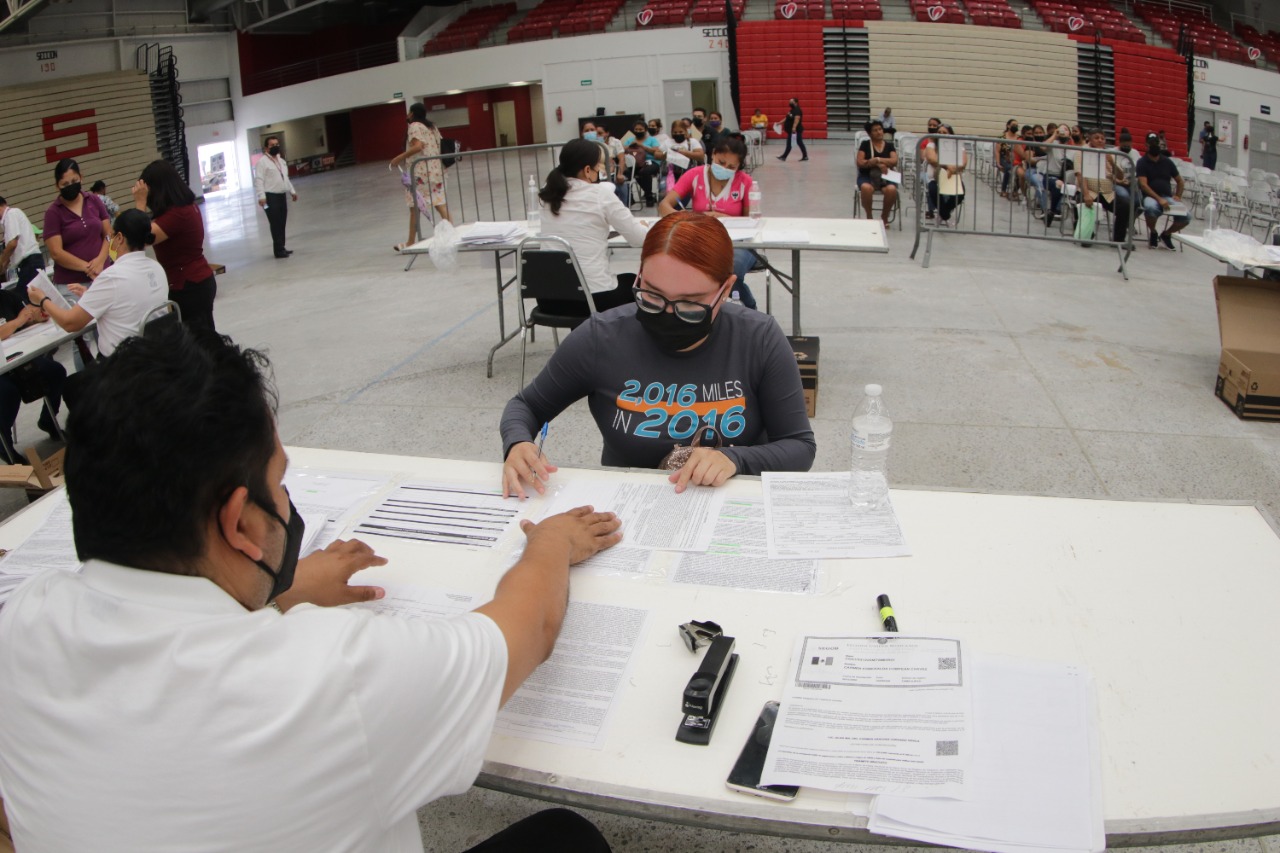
[458,222,527,245]
[720,218,761,242]
[761,633,1104,853]
[0,491,81,606]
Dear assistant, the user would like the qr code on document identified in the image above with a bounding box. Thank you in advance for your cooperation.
[937,657,957,670]
[936,740,959,756]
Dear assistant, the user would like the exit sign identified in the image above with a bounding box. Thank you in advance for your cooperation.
[580,79,592,86]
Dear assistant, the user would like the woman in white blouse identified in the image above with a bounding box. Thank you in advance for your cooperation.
[536,138,649,314]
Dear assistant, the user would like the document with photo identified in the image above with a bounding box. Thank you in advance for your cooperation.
[761,635,973,799]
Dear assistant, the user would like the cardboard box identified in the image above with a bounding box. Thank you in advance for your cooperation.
[787,335,820,417]
[1214,276,1280,421]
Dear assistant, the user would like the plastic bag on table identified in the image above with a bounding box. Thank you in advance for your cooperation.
[428,219,459,272]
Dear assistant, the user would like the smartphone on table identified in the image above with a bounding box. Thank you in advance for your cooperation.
[725,700,799,801]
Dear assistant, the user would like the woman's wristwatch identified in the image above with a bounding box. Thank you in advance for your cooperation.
[39,297,50,308]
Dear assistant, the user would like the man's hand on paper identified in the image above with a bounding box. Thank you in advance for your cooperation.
[520,506,622,565]
[273,538,387,612]
[669,448,736,493]
[502,441,558,499]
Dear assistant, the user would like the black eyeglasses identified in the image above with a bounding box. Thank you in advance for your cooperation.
[632,284,721,324]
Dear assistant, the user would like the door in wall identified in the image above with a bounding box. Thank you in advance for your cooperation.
[494,101,518,148]
[1250,118,1280,176]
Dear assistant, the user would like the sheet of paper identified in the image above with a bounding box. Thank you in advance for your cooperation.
[1167,201,1189,216]
[1080,151,1106,182]
[762,472,909,559]
[353,481,521,549]
[547,480,726,552]
[459,222,527,244]
[285,468,392,553]
[883,169,903,185]
[763,227,811,243]
[0,491,81,605]
[30,271,71,310]
[495,601,648,748]
[507,541,656,579]
[673,498,816,593]
[868,655,1104,853]
[665,149,691,170]
[345,583,477,620]
[720,217,761,242]
[937,138,961,167]
[761,635,973,798]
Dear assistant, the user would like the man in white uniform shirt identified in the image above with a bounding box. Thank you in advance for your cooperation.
[0,325,620,853]
[252,135,298,259]
[0,196,45,300]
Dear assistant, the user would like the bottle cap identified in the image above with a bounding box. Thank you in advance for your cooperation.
[865,384,882,396]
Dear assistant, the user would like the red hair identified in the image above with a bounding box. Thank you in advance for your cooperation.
[641,211,734,285]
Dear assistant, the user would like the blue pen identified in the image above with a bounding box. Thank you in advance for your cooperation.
[536,422,549,459]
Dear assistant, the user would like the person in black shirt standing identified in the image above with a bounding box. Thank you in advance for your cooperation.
[1135,137,1189,250]
[1199,121,1218,170]
[777,99,808,162]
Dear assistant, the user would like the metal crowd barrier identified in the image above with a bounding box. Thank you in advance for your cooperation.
[907,134,1138,280]
[404,141,565,269]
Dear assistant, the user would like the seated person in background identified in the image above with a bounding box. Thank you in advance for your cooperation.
[89,180,119,218]
[751,107,769,136]
[1079,128,1133,245]
[702,111,727,149]
[598,126,629,206]
[1136,134,1188,250]
[1043,122,1074,227]
[1110,129,1138,241]
[663,118,706,185]
[856,120,899,226]
[538,139,649,313]
[658,136,758,310]
[1020,124,1048,215]
[924,125,967,227]
[0,324,620,853]
[0,291,64,461]
[0,196,45,298]
[28,209,168,359]
[646,118,671,147]
[878,106,896,139]
[689,106,708,141]
[625,121,665,206]
[501,212,815,499]
[920,117,942,220]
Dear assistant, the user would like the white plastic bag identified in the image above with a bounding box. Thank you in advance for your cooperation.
[428,219,459,272]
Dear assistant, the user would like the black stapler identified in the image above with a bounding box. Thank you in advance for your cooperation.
[676,634,738,745]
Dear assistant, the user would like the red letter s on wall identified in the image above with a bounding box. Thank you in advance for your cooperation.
[43,109,100,163]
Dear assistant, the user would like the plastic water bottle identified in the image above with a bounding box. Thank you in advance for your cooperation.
[526,175,540,232]
[1205,191,1219,231]
[728,290,742,306]
[748,180,762,220]
[849,384,892,507]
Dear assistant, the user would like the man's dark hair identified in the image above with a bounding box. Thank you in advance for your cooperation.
[0,196,6,207]
[693,106,707,114]
[65,325,279,573]
[90,180,107,193]
[139,159,195,219]
[264,136,280,148]
[928,117,941,125]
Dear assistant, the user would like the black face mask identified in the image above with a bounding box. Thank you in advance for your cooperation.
[634,291,723,353]
[252,494,303,602]
[268,145,282,156]
[672,133,686,143]
[692,117,704,128]
[59,182,81,201]
[633,129,646,140]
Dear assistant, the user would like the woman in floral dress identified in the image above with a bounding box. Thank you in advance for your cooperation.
[389,101,451,251]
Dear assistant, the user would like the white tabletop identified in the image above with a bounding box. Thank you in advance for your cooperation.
[0,319,88,376]
[404,217,889,256]
[1176,233,1280,271]
[6,448,1278,843]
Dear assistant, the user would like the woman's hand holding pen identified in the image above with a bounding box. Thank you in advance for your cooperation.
[503,441,558,499]
[669,448,736,493]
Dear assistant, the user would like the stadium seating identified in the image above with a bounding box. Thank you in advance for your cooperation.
[1029,0,1144,41]
[691,0,745,24]
[1234,23,1280,66]
[507,0,575,43]
[422,3,516,55]
[558,0,625,35]
[775,0,824,19]
[1133,1,1251,64]
[829,0,883,20]
[962,0,1021,29]
[910,0,965,25]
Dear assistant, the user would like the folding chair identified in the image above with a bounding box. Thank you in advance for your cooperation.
[515,236,596,388]
[138,300,182,337]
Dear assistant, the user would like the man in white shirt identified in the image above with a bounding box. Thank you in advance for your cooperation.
[599,127,628,205]
[252,135,298,259]
[0,197,45,300]
[0,325,621,853]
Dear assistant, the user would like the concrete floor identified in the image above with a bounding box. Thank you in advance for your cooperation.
[7,141,1278,852]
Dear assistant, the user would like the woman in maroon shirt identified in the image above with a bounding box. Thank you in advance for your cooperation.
[131,159,217,331]
[43,159,111,292]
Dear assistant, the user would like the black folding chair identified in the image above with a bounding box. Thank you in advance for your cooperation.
[516,236,595,387]
[138,300,182,338]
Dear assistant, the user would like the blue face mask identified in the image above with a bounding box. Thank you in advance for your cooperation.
[583,131,598,142]
[710,163,734,181]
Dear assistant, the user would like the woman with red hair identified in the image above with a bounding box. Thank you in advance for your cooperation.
[500,211,815,498]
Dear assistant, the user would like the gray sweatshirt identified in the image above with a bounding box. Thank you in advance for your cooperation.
[501,304,817,474]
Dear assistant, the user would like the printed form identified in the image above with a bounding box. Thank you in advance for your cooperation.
[674,498,817,593]
[495,601,648,749]
[761,635,973,799]
[346,583,477,620]
[284,468,392,552]
[547,480,725,551]
[763,472,910,559]
[0,491,80,604]
[353,482,521,549]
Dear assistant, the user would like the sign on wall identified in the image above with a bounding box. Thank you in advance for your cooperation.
[0,70,159,221]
